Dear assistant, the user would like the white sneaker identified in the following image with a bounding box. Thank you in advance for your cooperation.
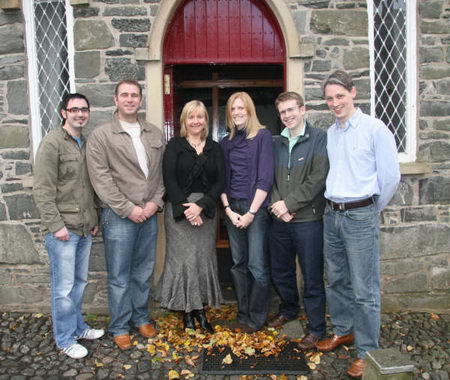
[62,343,88,359]
[77,328,105,340]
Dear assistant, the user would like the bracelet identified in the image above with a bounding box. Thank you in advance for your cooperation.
[224,205,230,210]
[248,209,257,215]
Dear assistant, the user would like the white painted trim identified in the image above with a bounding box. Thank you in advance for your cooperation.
[367,0,376,119]
[23,0,41,159]
[404,0,417,163]
[66,0,76,92]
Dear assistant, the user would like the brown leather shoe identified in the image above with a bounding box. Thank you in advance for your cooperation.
[315,333,354,351]
[347,358,365,378]
[114,334,132,350]
[297,332,320,350]
[138,323,157,338]
[267,314,295,328]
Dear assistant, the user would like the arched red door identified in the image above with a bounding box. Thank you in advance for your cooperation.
[163,0,286,140]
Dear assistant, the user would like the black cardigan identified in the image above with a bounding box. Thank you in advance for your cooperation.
[163,136,225,221]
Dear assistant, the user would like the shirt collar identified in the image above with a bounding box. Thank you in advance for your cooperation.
[335,108,363,131]
[281,122,306,139]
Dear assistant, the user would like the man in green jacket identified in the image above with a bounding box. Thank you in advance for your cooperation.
[33,93,104,359]
[268,92,329,350]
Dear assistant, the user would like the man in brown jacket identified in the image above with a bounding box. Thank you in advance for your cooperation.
[86,80,165,350]
[33,93,104,359]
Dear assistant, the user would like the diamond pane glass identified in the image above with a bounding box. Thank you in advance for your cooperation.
[34,0,70,136]
[373,0,407,152]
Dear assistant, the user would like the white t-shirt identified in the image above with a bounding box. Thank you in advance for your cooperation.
[120,121,149,178]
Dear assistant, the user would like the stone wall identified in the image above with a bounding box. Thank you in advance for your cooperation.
[289,0,450,313]
[0,0,448,313]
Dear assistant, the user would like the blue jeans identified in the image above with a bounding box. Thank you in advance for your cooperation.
[323,204,380,358]
[225,198,271,330]
[270,219,326,337]
[45,231,92,349]
[101,208,157,336]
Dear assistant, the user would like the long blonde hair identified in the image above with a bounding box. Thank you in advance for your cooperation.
[179,100,209,140]
[225,92,265,139]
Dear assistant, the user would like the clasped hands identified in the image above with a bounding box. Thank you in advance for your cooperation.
[225,208,255,229]
[270,200,294,222]
[128,202,158,223]
[183,202,203,227]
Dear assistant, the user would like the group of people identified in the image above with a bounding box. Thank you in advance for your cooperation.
[33,70,400,378]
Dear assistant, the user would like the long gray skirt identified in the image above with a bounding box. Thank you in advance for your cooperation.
[156,194,223,312]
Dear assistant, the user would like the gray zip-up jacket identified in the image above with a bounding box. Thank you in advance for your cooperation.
[271,122,329,222]
[33,126,98,236]
[86,113,165,218]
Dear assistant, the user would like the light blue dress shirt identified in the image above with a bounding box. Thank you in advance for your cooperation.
[325,108,400,212]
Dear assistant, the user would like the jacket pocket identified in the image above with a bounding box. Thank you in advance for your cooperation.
[59,153,79,180]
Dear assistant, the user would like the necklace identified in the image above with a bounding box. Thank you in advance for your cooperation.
[187,138,202,148]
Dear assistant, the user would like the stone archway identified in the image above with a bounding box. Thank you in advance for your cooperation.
[139,0,306,128]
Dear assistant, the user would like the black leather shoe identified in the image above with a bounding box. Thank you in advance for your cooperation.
[183,311,196,330]
[192,309,214,334]
[268,314,295,328]
[297,332,320,350]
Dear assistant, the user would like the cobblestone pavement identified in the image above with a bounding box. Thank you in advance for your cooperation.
[0,308,449,380]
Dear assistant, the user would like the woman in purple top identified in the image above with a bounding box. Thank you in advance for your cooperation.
[220,92,274,332]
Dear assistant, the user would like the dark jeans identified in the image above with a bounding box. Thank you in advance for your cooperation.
[225,198,271,330]
[269,219,326,337]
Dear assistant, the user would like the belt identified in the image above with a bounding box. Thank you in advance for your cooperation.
[327,197,374,211]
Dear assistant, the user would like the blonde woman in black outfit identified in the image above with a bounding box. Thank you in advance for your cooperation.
[157,100,225,333]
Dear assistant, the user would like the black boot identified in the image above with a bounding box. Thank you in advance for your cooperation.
[193,309,214,334]
[183,311,195,330]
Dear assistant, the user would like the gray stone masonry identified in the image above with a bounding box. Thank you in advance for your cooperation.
[0,0,448,313]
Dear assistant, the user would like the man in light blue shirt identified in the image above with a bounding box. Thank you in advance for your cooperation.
[315,70,400,378]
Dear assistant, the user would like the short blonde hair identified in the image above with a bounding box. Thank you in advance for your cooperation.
[225,92,265,140]
[179,100,209,140]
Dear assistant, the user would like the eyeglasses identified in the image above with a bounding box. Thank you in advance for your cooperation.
[279,105,302,117]
[66,107,90,114]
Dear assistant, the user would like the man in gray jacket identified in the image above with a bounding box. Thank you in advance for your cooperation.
[33,93,104,359]
[268,92,329,350]
[86,80,165,350]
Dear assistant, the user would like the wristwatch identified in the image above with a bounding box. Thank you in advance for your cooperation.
[248,209,257,215]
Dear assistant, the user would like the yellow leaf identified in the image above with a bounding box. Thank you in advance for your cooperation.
[244,347,255,356]
[309,352,321,365]
[222,354,233,365]
[33,313,44,318]
[95,360,104,367]
[297,376,308,380]
[184,356,195,366]
[123,364,132,370]
[180,369,195,378]
[168,369,180,379]
[185,328,196,335]
[133,340,138,346]
[307,362,316,370]
[406,345,414,352]
[430,313,440,321]
[147,344,156,355]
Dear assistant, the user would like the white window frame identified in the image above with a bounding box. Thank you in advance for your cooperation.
[24,0,76,157]
[367,0,417,163]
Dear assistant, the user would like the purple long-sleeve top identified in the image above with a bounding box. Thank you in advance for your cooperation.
[220,127,274,207]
